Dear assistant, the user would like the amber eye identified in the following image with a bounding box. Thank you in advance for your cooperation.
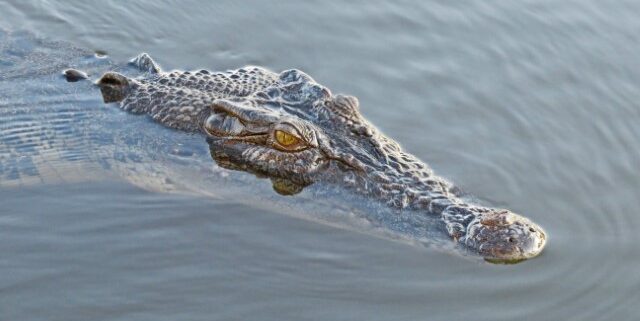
[275,130,301,146]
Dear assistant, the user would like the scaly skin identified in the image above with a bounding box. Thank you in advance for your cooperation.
[93,53,546,262]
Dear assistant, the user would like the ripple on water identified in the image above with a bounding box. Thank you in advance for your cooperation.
[1,1,640,319]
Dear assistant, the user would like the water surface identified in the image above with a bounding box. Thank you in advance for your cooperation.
[1,1,640,320]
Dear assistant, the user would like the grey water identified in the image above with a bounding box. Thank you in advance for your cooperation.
[1,1,639,320]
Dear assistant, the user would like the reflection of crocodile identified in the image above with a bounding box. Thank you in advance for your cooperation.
[92,53,546,262]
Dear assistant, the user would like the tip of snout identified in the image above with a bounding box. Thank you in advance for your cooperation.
[96,72,130,103]
[464,210,547,264]
[485,225,546,264]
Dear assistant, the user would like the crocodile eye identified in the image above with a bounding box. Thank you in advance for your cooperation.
[275,130,300,146]
[272,123,311,152]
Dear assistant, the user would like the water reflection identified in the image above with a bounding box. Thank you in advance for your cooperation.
[208,143,309,196]
[3,0,640,318]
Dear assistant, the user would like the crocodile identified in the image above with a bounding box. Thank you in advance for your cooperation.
[0,30,545,262]
[88,53,547,263]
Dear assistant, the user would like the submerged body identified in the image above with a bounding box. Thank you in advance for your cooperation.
[91,54,546,262]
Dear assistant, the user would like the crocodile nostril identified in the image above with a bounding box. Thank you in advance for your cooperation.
[508,237,516,243]
[529,227,536,232]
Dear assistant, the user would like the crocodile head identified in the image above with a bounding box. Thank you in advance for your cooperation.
[200,69,546,262]
[202,70,364,194]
